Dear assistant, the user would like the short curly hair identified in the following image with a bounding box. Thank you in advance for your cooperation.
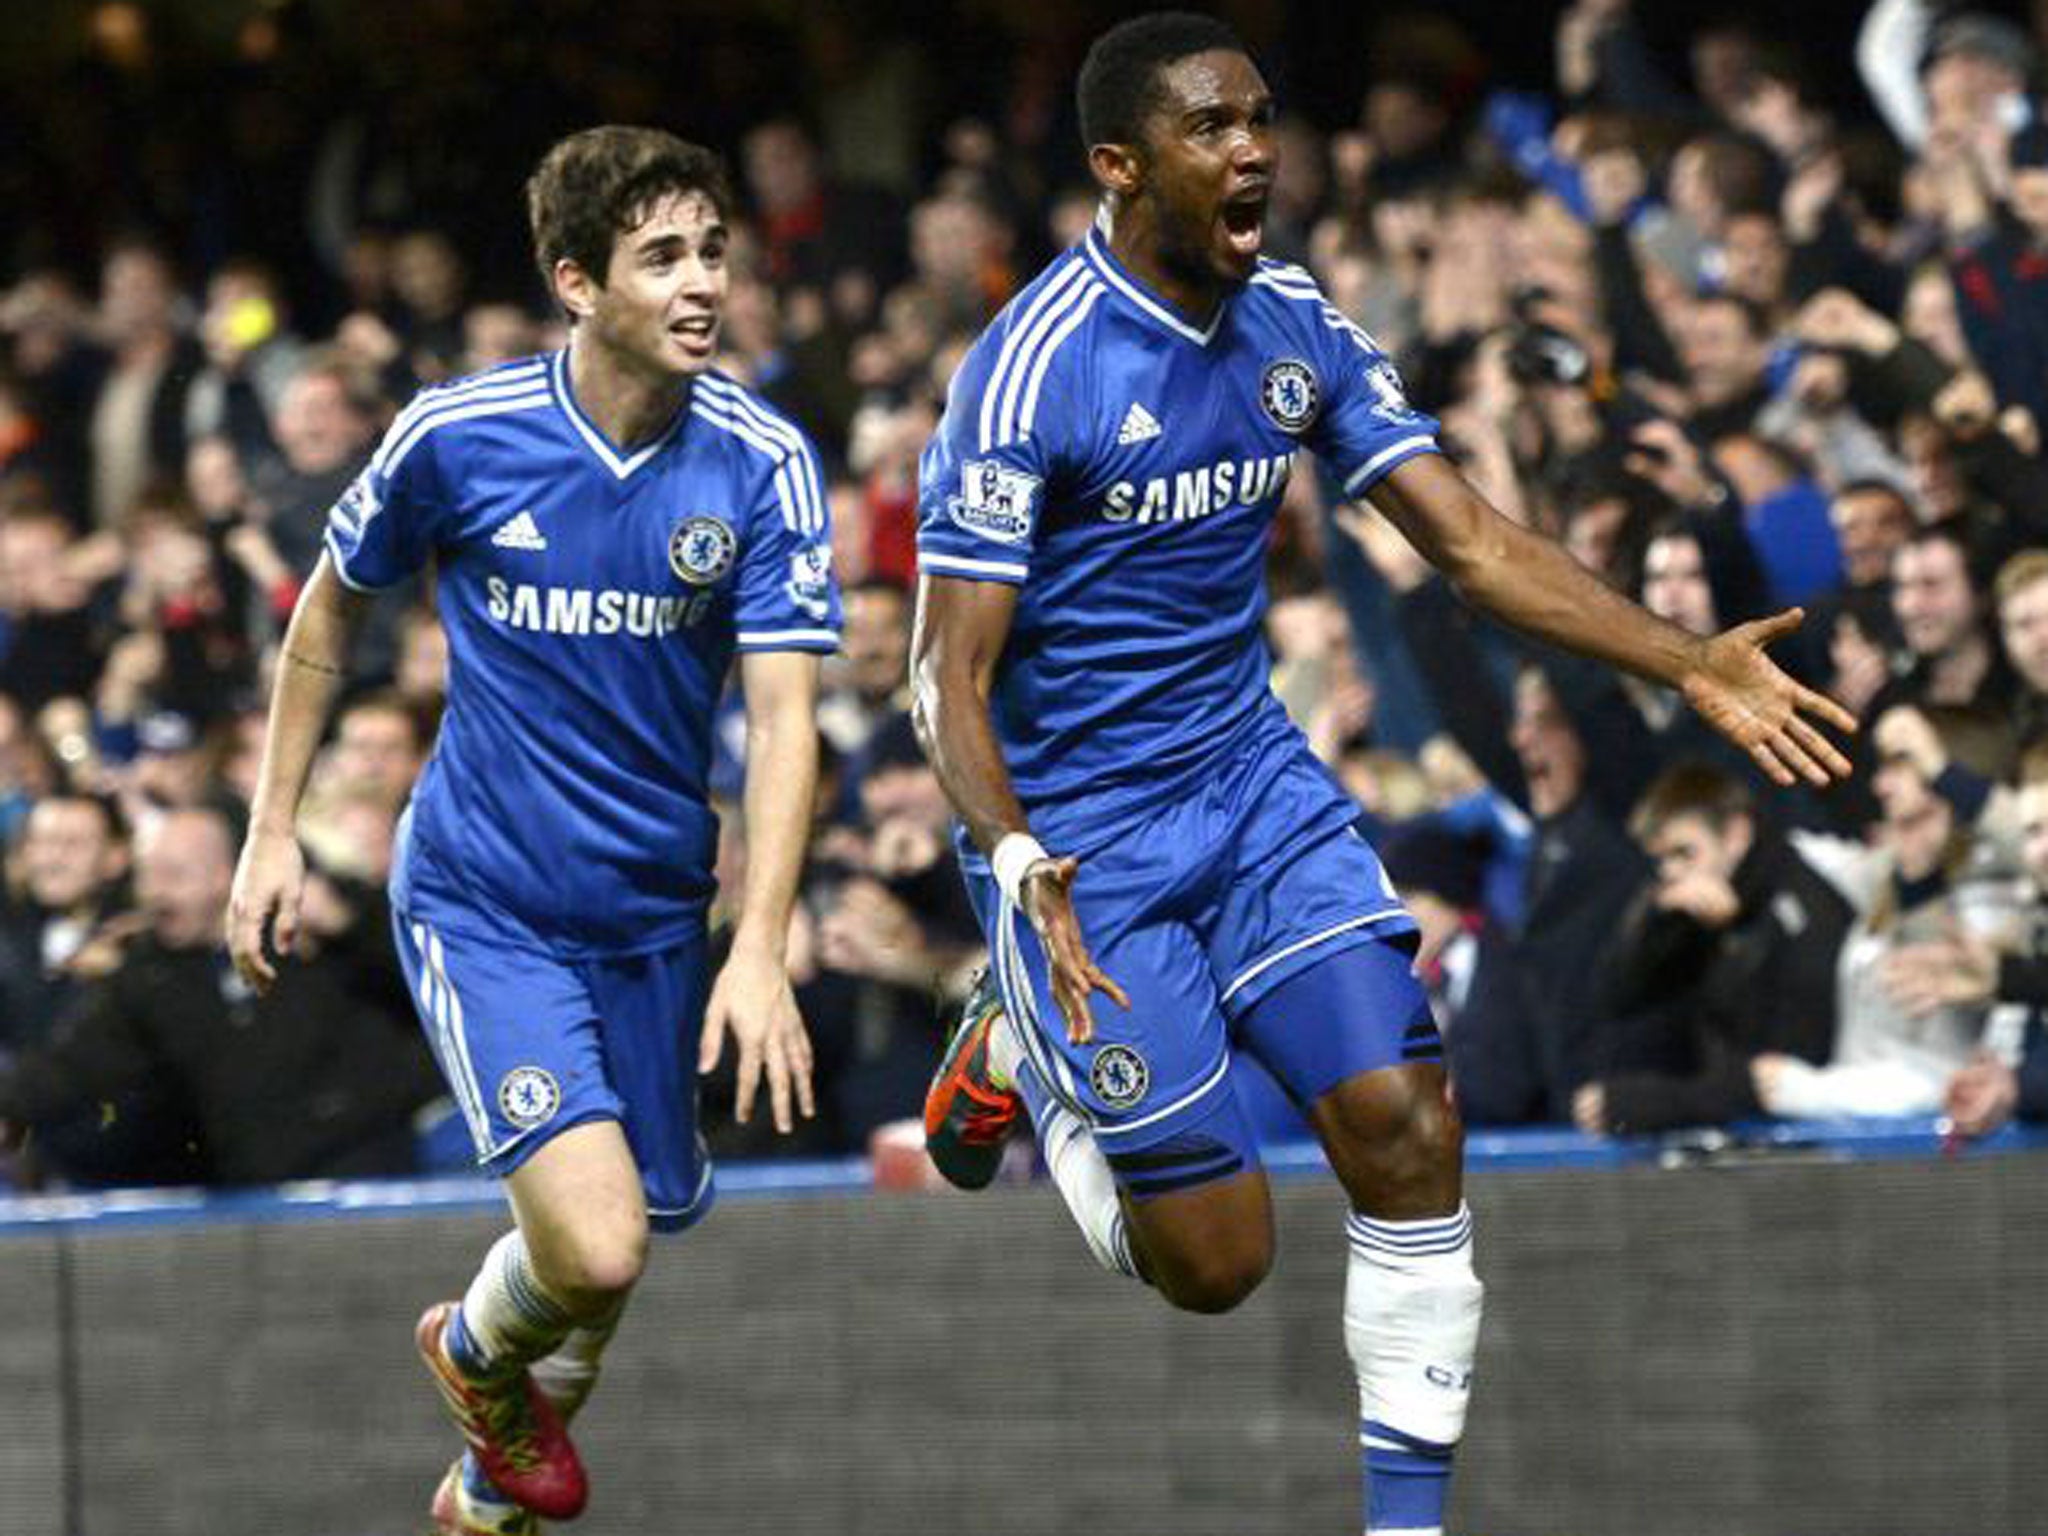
[1075,12,1248,151]
[526,127,733,308]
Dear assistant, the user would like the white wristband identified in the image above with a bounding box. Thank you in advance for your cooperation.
[992,832,1051,907]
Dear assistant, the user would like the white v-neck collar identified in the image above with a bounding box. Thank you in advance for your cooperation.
[1082,224,1227,347]
[550,350,688,479]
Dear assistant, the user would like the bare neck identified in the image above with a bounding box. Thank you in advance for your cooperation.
[567,333,687,448]
[1099,200,1224,331]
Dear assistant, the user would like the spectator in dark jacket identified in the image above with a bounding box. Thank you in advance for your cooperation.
[0,804,440,1186]
[1438,663,1651,1125]
[1575,761,1853,1134]
[0,791,171,1185]
[1864,520,2017,778]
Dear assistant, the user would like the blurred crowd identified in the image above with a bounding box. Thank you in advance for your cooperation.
[3,0,2048,1192]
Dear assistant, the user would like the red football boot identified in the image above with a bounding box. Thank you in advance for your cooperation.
[430,1456,541,1535]
[416,1302,587,1520]
[922,968,1023,1190]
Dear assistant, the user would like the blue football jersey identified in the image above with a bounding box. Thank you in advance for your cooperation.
[326,353,840,956]
[916,231,1440,851]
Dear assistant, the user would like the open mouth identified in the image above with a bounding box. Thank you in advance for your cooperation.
[670,314,718,348]
[1220,189,1268,257]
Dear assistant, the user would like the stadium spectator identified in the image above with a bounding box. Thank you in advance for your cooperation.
[391,603,450,715]
[1680,292,1775,442]
[1866,521,2018,775]
[1378,819,1492,1040]
[1410,657,1651,1127]
[0,497,106,710]
[185,257,310,462]
[817,576,912,759]
[85,238,204,531]
[741,116,905,328]
[0,804,438,1185]
[322,689,430,814]
[1750,715,2027,1117]
[0,790,164,1188]
[1858,3,2036,151]
[1573,762,1851,1136]
[1925,755,2048,1135]
[1993,549,2048,746]
[244,349,381,579]
[1828,480,1916,593]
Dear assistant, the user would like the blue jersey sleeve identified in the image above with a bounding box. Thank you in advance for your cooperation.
[1262,264,1440,499]
[732,424,841,653]
[322,402,453,591]
[916,309,1077,586]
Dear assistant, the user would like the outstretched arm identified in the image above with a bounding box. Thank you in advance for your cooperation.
[699,649,821,1133]
[228,554,370,990]
[911,574,1127,1043]
[1367,454,1855,786]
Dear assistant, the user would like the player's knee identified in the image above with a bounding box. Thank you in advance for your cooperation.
[534,1217,648,1311]
[1155,1238,1272,1315]
[1317,1067,1463,1209]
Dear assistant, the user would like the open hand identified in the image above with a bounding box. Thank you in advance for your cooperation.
[700,941,815,1133]
[1680,610,1856,786]
[1020,857,1129,1045]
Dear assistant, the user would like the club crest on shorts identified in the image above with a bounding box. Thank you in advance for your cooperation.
[498,1066,561,1129]
[1259,358,1321,433]
[1090,1043,1150,1110]
[669,515,736,585]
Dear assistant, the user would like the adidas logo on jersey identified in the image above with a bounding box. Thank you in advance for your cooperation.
[1116,402,1162,446]
[491,510,548,551]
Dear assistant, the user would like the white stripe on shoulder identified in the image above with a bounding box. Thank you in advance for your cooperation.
[1014,280,1103,444]
[979,258,1090,452]
[1318,302,1383,354]
[698,377,825,532]
[995,272,1102,447]
[376,388,552,478]
[770,460,800,534]
[689,395,784,456]
[1254,257,1321,290]
[698,374,802,451]
[690,398,818,532]
[377,363,548,464]
[1250,265,1323,293]
[794,443,827,535]
[1250,269,1387,355]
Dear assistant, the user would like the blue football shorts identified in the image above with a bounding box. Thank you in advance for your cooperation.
[964,735,1438,1198]
[390,888,715,1233]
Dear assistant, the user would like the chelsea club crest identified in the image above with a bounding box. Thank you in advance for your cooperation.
[1090,1043,1151,1110]
[1259,358,1321,433]
[498,1066,561,1130]
[669,515,737,585]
